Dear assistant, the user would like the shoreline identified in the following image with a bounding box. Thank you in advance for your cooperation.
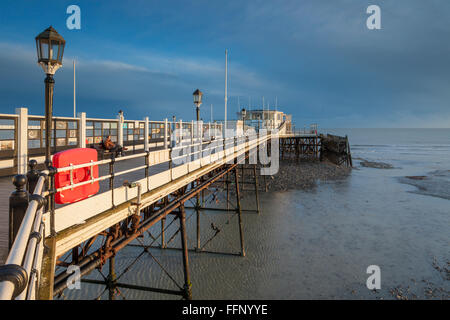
[265,159,352,192]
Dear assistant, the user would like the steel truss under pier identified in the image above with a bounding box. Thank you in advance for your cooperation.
[280,136,320,160]
[52,154,265,300]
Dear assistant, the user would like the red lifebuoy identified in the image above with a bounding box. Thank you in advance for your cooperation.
[53,148,100,204]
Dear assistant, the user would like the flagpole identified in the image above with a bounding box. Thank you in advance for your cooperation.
[224,49,228,137]
[73,60,76,118]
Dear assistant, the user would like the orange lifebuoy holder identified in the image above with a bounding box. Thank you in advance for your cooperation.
[53,148,100,204]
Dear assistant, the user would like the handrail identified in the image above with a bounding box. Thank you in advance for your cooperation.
[0,174,46,300]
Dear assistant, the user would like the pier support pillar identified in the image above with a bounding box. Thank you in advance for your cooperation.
[226,172,230,210]
[179,204,192,300]
[253,164,260,214]
[161,217,166,249]
[195,180,201,252]
[234,168,246,257]
[108,256,117,300]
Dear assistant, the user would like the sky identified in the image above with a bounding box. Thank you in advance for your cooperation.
[0,0,449,128]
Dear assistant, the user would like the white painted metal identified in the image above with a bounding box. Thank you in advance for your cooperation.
[144,117,149,152]
[16,108,28,174]
[164,118,168,149]
[78,112,86,148]
[118,112,124,147]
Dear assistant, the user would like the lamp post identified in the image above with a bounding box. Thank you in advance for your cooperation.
[35,26,66,167]
[192,89,203,252]
[193,89,203,121]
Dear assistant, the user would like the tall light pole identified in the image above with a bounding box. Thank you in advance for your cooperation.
[192,89,203,252]
[35,26,66,167]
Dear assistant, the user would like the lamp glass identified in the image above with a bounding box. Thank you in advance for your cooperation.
[35,27,66,74]
[40,40,49,60]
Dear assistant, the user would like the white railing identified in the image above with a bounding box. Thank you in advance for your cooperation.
[0,108,224,175]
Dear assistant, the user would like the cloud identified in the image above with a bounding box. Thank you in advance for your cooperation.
[0,1,449,128]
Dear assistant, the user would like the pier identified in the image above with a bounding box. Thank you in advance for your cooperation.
[0,104,355,300]
[0,107,335,300]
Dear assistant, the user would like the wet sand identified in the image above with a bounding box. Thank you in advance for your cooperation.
[265,160,351,191]
[398,170,450,201]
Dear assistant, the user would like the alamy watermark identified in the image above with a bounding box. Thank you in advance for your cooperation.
[66,265,81,290]
[366,5,381,30]
[366,265,381,290]
[66,5,81,30]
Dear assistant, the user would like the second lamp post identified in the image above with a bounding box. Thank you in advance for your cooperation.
[193,89,203,121]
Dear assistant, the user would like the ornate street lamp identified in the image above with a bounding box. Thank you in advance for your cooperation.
[35,26,66,166]
[193,89,203,121]
[241,108,247,131]
[241,108,247,121]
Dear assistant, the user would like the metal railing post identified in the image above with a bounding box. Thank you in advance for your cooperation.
[77,112,86,148]
[179,119,182,145]
[164,118,168,149]
[15,108,28,175]
[8,175,29,250]
[144,117,149,152]
[117,111,124,148]
[26,160,39,194]
[191,120,194,145]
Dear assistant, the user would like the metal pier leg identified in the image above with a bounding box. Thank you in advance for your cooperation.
[226,172,230,210]
[161,196,168,249]
[196,192,201,252]
[253,164,260,214]
[108,256,117,300]
[234,168,246,257]
[241,164,245,191]
[179,204,192,300]
[263,171,267,192]
[161,217,166,249]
